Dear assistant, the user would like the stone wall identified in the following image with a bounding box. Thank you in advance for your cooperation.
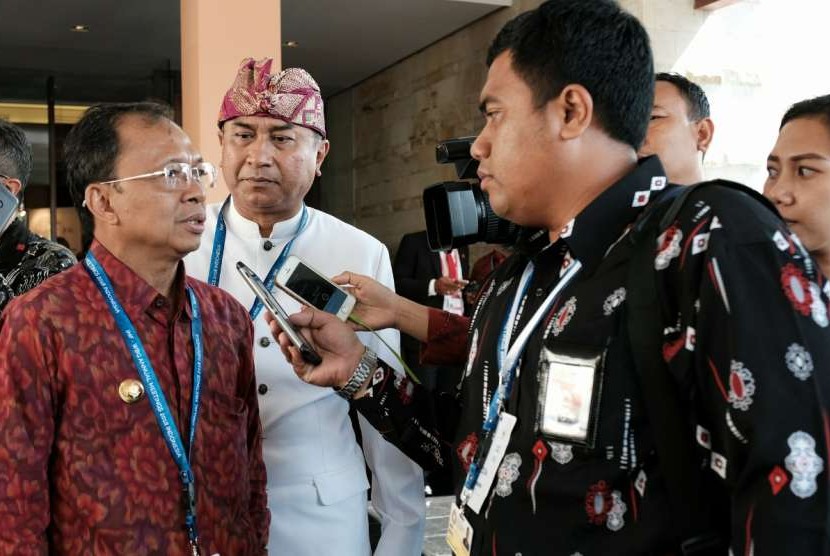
[321,0,545,256]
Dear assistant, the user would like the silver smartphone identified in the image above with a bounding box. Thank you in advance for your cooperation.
[274,255,356,321]
[236,261,322,365]
[0,185,19,234]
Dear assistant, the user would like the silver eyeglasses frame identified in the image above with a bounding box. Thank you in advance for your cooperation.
[95,161,217,190]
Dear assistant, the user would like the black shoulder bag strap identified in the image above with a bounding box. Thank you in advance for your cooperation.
[626,180,778,555]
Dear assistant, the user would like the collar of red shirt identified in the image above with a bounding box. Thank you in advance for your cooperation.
[87,240,193,324]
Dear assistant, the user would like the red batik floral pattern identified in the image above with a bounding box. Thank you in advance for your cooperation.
[0,241,269,555]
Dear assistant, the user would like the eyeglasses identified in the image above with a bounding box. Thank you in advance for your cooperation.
[97,162,217,191]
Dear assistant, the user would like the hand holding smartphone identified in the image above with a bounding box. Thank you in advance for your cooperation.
[274,255,356,320]
[236,261,322,365]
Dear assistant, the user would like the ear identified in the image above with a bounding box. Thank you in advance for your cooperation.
[2,177,23,197]
[217,127,225,149]
[315,139,331,177]
[555,84,594,141]
[695,117,715,154]
[84,184,121,226]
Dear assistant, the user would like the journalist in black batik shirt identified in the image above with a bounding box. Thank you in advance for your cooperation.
[356,153,830,554]
[271,2,830,554]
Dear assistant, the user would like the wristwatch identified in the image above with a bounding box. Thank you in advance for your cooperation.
[335,348,377,400]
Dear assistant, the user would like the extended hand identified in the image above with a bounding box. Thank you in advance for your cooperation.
[435,276,466,295]
[265,308,365,388]
[332,271,400,331]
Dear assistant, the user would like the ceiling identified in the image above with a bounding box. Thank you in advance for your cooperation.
[0,0,507,104]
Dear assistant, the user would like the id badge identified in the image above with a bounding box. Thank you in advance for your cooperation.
[446,503,473,556]
[536,346,604,446]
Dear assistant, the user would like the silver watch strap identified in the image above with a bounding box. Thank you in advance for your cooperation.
[335,348,377,400]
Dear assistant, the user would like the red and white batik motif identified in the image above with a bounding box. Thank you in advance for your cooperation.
[494,452,522,498]
[632,190,651,208]
[606,491,627,532]
[561,219,575,239]
[786,343,814,381]
[655,226,683,270]
[456,432,478,472]
[809,281,829,327]
[781,263,813,316]
[549,441,574,465]
[691,233,710,256]
[549,297,577,337]
[584,481,627,531]
[772,230,791,252]
[785,431,824,499]
[710,452,728,479]
[727,360,756,412]
[603,287,627,316]
[634,469,647,497]
[528,440,549,514]
[560,250,575,278]
[768,465,789,496]
[394,373,415,405]
[685,326,696,352]
[650,176,667,191]
[585,481,613,525]
[696,425,712,449]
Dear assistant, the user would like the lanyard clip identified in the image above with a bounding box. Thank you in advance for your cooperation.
[182,481,197,516]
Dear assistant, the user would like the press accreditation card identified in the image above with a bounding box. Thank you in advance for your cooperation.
[465,412,517,514]
[537,347,603,445]
[446,503,473,556]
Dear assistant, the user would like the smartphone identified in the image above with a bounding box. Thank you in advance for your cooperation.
[236,261,323,365]
[275,255,356,321]
[0,185,19,234]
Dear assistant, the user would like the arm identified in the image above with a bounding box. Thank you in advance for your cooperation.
[266,308,457,471]
[420,307,470,366]
[239,317,269,551]
[333,270,431,342]
[357,244,425,556]
[0,302,54,555]
[661,195,830,554]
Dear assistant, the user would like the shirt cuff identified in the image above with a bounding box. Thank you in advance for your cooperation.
[421,308,469,366]
[428,278,437,297]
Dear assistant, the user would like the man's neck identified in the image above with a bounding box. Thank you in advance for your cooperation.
[95,236,180,298]
[548,143,638,243]
[675,166,705,187]
[234,201,302,238]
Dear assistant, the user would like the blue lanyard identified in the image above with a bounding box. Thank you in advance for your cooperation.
[462,259,582,494]
[84,252,204,551]
[208,196,309,320]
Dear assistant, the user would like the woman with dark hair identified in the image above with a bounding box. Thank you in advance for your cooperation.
[765,94,830,276]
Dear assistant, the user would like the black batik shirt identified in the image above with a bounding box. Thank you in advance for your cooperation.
[0,218,76,313]
[355,156,830,555]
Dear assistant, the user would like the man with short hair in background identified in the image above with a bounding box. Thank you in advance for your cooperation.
[638,72,715,185]
[0,102,269,554]
[185,58,425,556]
[0,119,75,312]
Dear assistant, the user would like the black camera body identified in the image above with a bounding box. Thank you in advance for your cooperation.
[423,137,520,252]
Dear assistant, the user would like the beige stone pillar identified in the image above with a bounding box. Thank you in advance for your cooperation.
[181,0,281,203]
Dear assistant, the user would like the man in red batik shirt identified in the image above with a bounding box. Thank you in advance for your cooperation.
[0,102,269,555]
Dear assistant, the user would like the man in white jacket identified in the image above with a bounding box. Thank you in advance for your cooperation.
[186,58,425,556]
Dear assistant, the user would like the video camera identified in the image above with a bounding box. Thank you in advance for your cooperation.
[422,137,520,252]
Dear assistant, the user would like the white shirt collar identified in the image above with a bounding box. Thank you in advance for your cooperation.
[225,196,308,241]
